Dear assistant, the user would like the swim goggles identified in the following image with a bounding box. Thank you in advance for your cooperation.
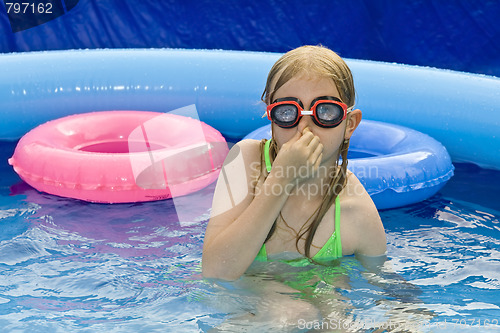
[266,96,349,128]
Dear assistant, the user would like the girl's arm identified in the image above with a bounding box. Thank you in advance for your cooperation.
[356,207,387,257]
[202,140,290,280]
[342,174,387,257]
[203,130,322,281]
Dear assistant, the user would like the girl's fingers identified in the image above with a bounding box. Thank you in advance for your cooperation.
[313,153,323,171]
[287,129,304,145]
[297,129,317,146]
[309,142,323,166]
[307,135,321,150]
[281,130,303,151]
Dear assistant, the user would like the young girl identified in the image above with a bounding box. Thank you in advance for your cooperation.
[202,45,386,282]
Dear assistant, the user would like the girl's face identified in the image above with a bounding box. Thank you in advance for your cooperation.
[271,75,357,165]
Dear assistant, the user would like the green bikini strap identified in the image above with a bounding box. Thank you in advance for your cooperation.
[264,139,272,173]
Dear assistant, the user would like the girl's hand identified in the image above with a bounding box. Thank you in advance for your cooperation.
[271,127,323,185]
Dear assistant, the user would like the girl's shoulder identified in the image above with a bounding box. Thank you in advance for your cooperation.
[227,139,262,166]
[341,170,379,219]
[223,138,263,179]
[341,171,386,256]
[210,139,263,219]
[342,170,368,199]
[233,138,261,153]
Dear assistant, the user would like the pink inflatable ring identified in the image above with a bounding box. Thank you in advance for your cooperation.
[8,111,229,203]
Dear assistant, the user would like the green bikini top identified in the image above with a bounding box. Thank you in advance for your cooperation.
[255,139,343,265]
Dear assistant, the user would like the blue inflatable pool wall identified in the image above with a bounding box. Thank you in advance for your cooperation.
[1,49,499,171]
[1,1,500,78]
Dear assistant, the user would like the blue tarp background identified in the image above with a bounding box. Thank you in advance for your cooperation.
[1,0,499,77]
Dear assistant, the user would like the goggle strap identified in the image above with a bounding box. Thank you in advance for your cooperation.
[264,139,272,172]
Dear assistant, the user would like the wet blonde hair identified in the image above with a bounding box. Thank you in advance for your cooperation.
[262,45,355,107]
[260,45,355,260]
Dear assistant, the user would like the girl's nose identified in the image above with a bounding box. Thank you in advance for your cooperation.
[297,115,314,132]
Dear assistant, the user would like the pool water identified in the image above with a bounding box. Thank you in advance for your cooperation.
[0,141,499,332]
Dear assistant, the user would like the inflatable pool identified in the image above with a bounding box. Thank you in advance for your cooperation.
[244,121,454,210]
[1,49,499,171]
[0,48,499,331]
[8,111,229,203]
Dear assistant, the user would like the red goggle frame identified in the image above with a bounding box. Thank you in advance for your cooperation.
[266,96,348,128]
